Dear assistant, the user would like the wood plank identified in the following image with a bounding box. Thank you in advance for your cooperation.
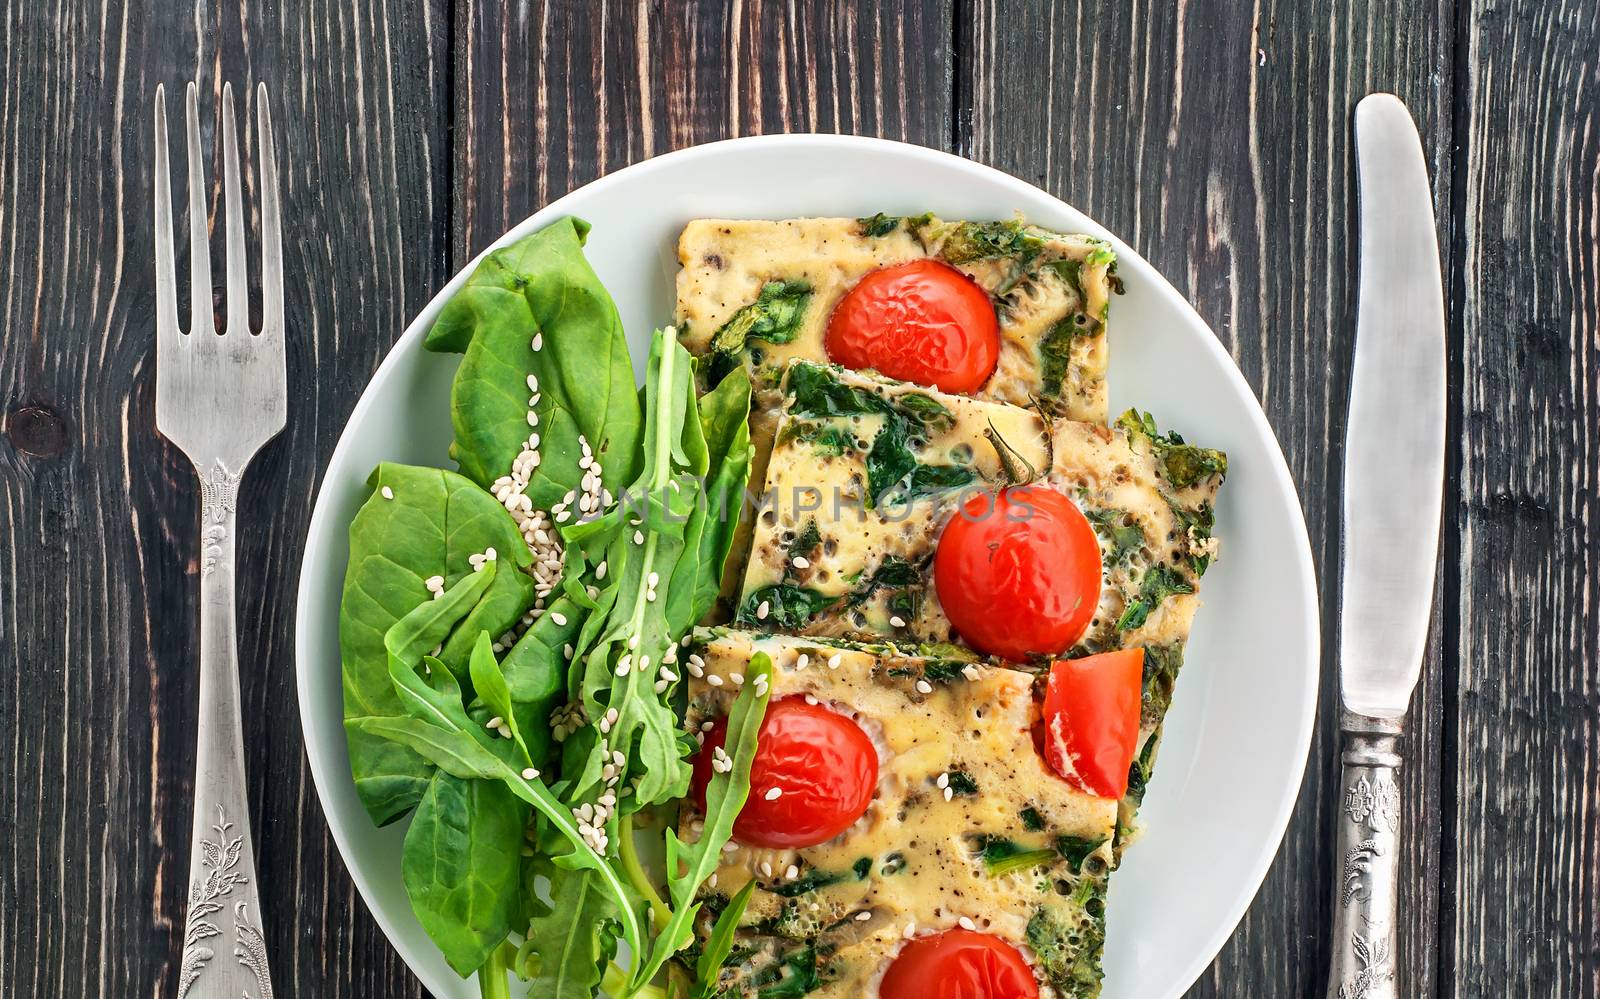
[1452,1,1600,994]
[452,0,955,259]
[963,1,1453,995]
[0,0,450,995]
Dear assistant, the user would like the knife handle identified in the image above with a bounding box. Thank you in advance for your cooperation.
[1327,710,1402,999]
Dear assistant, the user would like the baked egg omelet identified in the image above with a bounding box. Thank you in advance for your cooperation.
[681,630,1116,999]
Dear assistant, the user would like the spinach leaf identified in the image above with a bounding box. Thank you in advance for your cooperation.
[974,836,1058,877]
[785,362,890,419]
[785,520,822,572]
[1115,564,1195,631]
[401,772,528,975]
[754,946,820,999]
[768,868,846,897]
[865,416,974,507]
[1054,835,1107,873]
[684,365,754,624]
[631,653,774,992]
[691,879,757,999]
[851,857,873,879]
[495,594,583,770]
[857,212,902,237]
[523,862,619,999]
[1168,497,1218,576]
[1027,894,1107,999]
[426,217,643,507]
[709,280,812,362]
[1116,410,1228,489]
[738,584,841,630]
[937,219,1044,265]
[779,420,858,456]
[1039,317,1085,396]
[1021,806,1047,832]
[340,465,534,824]
[947,770,979,796]
[1085,508,1145,566]
[1140,642,1186,728]
[894,391,957,432]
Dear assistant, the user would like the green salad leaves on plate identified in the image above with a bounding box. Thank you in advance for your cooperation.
[338,218,761,997]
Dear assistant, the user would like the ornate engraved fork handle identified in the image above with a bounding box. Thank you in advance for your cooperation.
[178,459,275,999]
[1327,710,1402,999]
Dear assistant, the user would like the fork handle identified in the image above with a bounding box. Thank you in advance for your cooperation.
[1326,710,1402,999]
[177,459,275,999]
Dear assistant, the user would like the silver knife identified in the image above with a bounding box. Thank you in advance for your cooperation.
[1327,93,1446,999]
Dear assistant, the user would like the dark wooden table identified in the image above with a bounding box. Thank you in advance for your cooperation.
[3,2,1596,996]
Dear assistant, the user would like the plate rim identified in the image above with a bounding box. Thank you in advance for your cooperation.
[294,132,1321,998]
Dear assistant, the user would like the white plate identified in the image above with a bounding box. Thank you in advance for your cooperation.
[296,135,1319,999]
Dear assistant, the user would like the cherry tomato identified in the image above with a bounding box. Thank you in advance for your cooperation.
[691,697,878,849]
[1038,648,1145,798]
[934,485,1103,662]
[879,929,1040,999]
[824,259,1000,393]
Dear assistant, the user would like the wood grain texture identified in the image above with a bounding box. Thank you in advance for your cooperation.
[0,0,450,996]
[4,0,1600,996]
[962,1,1453,996]
[1451,0,1600,995]
[452,0,954,259]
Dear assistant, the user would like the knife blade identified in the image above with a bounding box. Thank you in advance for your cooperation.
[1340,93,1447,719]
[1324,93,1447,999]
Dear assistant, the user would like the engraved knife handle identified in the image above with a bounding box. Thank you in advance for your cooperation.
[177,462,275,999]
[1327,709,1402,999]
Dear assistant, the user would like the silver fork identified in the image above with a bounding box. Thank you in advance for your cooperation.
[153,80,283,999]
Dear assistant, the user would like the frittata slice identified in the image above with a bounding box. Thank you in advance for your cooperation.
[737,361,1050,638]
[680,630,1117,999]
[740,364,1227,834]
[675,215,1117,422]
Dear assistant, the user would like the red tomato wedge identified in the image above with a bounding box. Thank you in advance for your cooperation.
[879,929,1040,999]
[824,259,1000,393]
[1038,649,1145,798]
[691,697,878,849]
[934,485,1103,662]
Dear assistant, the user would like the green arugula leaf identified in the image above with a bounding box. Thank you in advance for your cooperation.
[631,652,774,992]
[691,879,757,999]
[523,861,620,999]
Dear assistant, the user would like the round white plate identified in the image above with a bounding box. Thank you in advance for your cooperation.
[296,135,1319,999]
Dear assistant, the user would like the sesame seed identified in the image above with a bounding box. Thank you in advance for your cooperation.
[596,560,608,580]
[633,530,645,545]
[785,865,799,880]
[487,716,504,729]
[936,773,950,789]
[760,862,773,878]
[757,601,770,620]
[828,654,843,669]
[521,767,540,780]
[764,787,782,801]
[647,571,660,588]
[707,675,723,687]
[792,556,810,569]
[796,654,809,670]
[855,911,872,922]
[958,916,977,931]
[380,486,394,500]
[916,679,934,694]
[550,612,568,626]
[526,411,540,427]
[802,693,817,705]
[653,679,669,694]
[944,787,954,802]
[526,373,540,391]
[532,333,544,351]
[903,922,917,939]
[890,615,907,628]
